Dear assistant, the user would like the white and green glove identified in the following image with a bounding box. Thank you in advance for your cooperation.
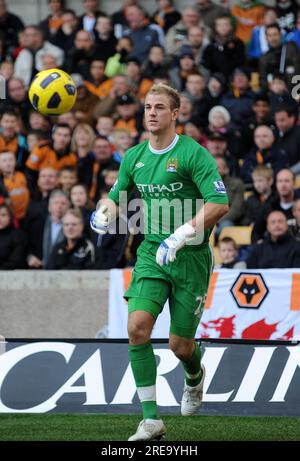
[156,223,196,266]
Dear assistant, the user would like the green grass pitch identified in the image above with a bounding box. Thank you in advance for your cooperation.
[0,414,300,441]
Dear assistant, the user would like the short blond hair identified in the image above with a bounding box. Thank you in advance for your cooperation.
[252,165,274,180]
[147,83,180,110]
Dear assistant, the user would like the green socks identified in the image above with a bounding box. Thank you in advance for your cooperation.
[182,342,203,387]
[129,342,158,420]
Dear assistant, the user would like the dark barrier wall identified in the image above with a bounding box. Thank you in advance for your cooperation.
[0,340,300,416]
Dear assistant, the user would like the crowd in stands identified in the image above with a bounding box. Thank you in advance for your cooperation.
[1,0,300,270]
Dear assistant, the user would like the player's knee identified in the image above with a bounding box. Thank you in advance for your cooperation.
[169,338,194,361]
[128,319,151,344]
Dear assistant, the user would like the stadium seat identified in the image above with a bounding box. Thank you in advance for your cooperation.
[219,226,252,246]
[295,174,300,189]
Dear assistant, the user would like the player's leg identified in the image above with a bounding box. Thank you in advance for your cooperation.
[127,304,166,441]
[168,244,213,415]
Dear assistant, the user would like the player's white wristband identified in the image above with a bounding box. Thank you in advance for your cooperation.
[173,223,197,242]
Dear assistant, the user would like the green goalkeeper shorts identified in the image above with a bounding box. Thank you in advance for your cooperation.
[125,239,214,339]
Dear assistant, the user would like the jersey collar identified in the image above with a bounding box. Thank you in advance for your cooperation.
[148,134,179,155]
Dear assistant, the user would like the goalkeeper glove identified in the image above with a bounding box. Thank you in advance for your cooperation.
[156,223,196,266]
[90,205,111,235]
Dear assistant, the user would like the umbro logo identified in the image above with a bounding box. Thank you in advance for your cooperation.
[135,162,144,169]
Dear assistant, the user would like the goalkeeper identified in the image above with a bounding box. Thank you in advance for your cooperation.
[91,84,229,441]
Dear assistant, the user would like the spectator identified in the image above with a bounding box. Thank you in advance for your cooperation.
[85,59,111,98]
[0,0,24,55]
[184,72,211,127]
[221,67,255,129]
[274,102,300,173]
[185,25,210,76]
[251,168,300,242]
[176,94,194,134]
[111,0,138,38]
[114,93,141,139]
[40,0,65,43]
[169,46,199,91]
[259,23,300,91]
[105,36,133,79]
[268,73,294,115]
[240,93,274,156]
[77,135,118,202]
[56,112,78,132]
[152,0,181,33]
[240,125,288,184]
[195,0,228,31]
[0,151,30,221]
[247,210,300,268]
[0,203,27,269]
[26,123,76,189]
[46,208,95,269]
[231,0,265,44]
[0,109,28,168]
[202,15,246,82]
[71,122,96,161]
[243,165,274,225]
[77,0,105,34]
[286,10,300,49]
[14,25,64,87]
[215,237,246,269]
[206,73,226,107]
[215,155,245,234]
[71,73,99,125]
[276,0,298,33]
[57,166,78,195]
[0,60,14,81]
[206,132,239,177]
[142,45,168,83]
[6,78,32,132]
[26,188,70,268]
[28,110,51,134]
[96,116,114,140]
[207,105,242,159]
[27,130,48,155]
[52,9,79,52]
[70,183,94,234]
[65,29,102,79]
[183,122,207,146]
[93,74,132,118]
[248,7,280,61]
[165,6,201,56]
[94,14,117,61]
[125,56,153,102]
[123,5,160,63]
[289,197,300,240]
[112,128,134,164]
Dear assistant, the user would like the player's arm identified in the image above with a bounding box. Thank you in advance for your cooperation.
[90,154,135,235]
[156,147,229,266]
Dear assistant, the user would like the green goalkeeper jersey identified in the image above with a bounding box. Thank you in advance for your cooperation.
[108,134,229,245]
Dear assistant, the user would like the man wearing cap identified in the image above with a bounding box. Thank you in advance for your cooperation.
[114,93,142,138]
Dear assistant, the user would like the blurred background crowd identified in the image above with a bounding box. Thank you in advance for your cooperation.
[1,0,300,270]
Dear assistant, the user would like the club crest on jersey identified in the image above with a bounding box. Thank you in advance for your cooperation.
[213,180,227,193]
[166,158,178,173]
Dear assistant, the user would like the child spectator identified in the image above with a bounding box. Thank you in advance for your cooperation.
[26,130,49,154]
[0,203,27,269]
[0,151,30,221]
[112,128,133,164]
[96,116,114,141]
[70,182,94,236]
[57,166,78,195]
[243,165,274,226]
[85,59,112,99]
[215,237,246,269]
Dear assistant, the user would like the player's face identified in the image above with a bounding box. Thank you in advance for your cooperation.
[144,94,178,135]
